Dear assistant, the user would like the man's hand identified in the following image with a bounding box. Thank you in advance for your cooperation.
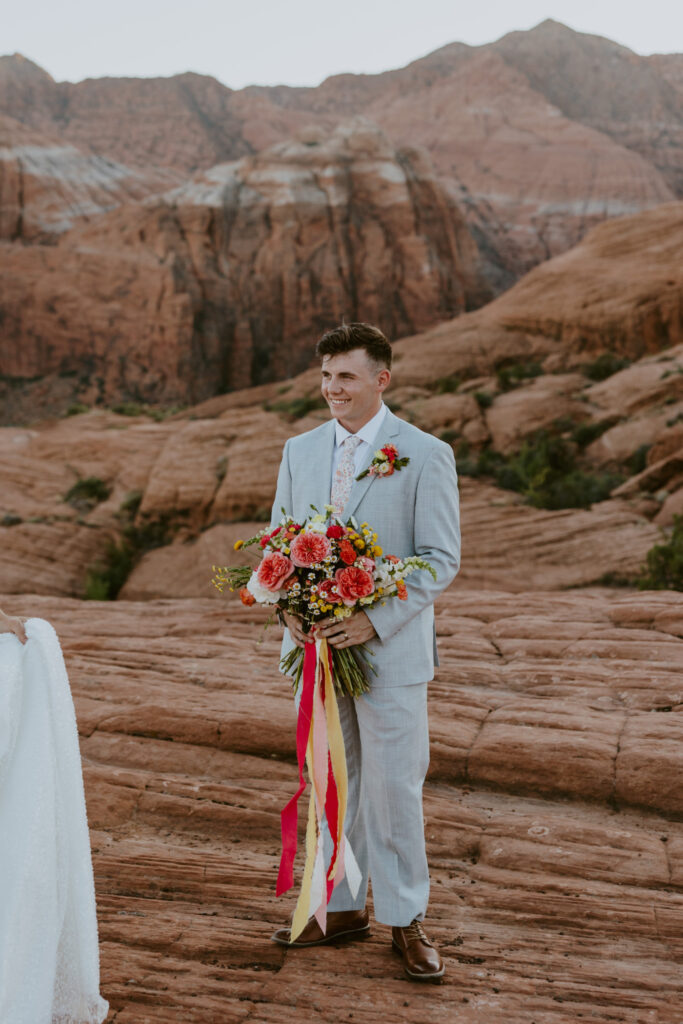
[0,612,27,644]
[315,611,377,649]
[282,609,314,648]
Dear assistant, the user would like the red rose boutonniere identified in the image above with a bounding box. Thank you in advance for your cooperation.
[356,444,410,480]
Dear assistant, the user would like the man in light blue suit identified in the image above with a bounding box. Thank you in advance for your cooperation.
[270,323,460,981]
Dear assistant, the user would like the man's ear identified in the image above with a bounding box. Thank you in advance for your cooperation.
[377,368,391,392]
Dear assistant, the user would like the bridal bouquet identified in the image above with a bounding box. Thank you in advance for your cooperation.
[211,506,435,697]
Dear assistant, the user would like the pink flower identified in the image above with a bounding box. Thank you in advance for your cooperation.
[357,556,376,572]
[256,551,295,591]
[290,531,331,567]
[334,566,375,606]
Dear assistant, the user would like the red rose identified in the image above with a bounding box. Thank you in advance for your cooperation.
[339,540,357,565]
[326,524,345,539]
[334,566,375,606]
[290,531,331,567]
[239,587,256,606]
[318,578,342,604]
[381,445,398,462]
[256,551,295,591]
[259,526,282,548]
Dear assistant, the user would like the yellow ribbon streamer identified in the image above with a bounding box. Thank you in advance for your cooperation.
[288,638,351,942]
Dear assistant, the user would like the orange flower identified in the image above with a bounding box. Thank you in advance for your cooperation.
[239,587,256,606]
[339,540,357,565]
[396,581,408,601]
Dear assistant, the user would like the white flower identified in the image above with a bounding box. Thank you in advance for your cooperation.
[246,571,281,605]
[307,514,328,534]
[377,461,393,476]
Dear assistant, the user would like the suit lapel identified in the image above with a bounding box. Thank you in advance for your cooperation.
[343,410,402,521]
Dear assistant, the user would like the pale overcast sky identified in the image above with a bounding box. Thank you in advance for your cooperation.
[5,0,683,89]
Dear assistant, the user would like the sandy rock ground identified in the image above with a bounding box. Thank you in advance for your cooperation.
[6,586,683,1024]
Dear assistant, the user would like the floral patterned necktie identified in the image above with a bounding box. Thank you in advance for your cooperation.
[331,435,362,514]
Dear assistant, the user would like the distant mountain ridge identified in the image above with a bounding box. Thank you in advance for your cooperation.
[1,19,681,283]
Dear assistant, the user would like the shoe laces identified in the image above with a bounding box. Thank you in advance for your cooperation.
[405,919,429,944]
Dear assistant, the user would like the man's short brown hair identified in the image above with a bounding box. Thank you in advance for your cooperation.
[316,322,392,370]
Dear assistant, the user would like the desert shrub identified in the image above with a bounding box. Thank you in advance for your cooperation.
[457,430,624,509]
[118,490,143,518]
[65,477,111,511]
[434,375,461,394]
[474,391,493,409]
[84,538,135,600]
[1,514,22,526]
[110,402,184,421]
[571,420,613,448]
[496,360,543,391]
[266,395,327,419]
[66,402,90,416]
[581,353,631,382]
[628,444,651,476]
[638,516,683,591]
[440,428,459,443]
[84,493,173,600]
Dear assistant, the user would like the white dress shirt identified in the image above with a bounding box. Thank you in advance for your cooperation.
[331,402,388,488]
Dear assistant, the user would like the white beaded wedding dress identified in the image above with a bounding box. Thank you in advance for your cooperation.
[0,619,109,1024]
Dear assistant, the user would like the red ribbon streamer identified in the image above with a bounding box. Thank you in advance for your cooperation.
[276,643,316,896]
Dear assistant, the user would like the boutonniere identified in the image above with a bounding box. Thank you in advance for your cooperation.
[356,444,409,480]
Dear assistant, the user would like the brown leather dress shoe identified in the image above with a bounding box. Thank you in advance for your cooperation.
[392,919,445,982]
[271,908,370,947]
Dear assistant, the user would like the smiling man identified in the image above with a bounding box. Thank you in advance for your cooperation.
[269,322,461,982]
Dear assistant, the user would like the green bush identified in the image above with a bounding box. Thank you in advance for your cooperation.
[474,391,493,410]
[434,375,461,394]
[65,477,111,511]
[66,402,90,416]
[84,538,135,600]
[628,444,651,476]
[266,395,327,419]
[440,428,459,443]
[110,402,184,421]
[457,430,624,509]
[571,420,613,449]
[84,494,172,600]
[496,360,543,391]
[581,353,631,382]
[639,516,683,591]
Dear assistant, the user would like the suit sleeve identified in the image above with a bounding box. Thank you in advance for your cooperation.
[270,438,293,528]
[364,442,460,644]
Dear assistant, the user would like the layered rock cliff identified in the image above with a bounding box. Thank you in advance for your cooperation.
[0,121,489,410]
[2,20,681,286]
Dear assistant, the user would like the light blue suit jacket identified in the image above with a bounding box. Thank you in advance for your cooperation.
[271,409,461,687]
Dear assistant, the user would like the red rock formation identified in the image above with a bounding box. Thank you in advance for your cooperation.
[0,121,489,409]
[493,19,683,197]
[3,588,683,1021]
[0,113,180,241]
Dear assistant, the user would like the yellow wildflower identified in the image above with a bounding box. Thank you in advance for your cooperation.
[373,545,383,556]
[233,539,244,551]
